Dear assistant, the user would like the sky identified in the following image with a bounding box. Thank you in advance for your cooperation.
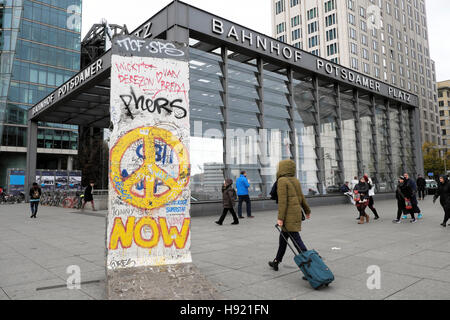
[82,0,450,82]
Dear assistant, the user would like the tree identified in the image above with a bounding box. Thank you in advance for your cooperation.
[422,142,450,178]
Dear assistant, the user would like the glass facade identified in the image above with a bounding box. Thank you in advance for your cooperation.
[186,39,416,200]
[0,0,81,186]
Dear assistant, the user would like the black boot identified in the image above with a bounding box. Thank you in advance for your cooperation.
[215,221,222,226]
[440,222,447,227]
[268,260,279,271]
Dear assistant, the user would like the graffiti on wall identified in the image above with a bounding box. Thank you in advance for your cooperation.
[107,37,190,269]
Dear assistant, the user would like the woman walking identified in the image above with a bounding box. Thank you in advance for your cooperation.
[215,179,239,225]
[268,159,311,271]
[393,176,416,223]
[81,180,96,211]
[354,177,371,224]
[433,176,450,227]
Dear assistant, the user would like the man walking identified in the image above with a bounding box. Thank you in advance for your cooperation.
[364,174,380,220]
[236,171,253,218]
[29,182,42,218]
[416,174,426,200]
[404,173,422,219]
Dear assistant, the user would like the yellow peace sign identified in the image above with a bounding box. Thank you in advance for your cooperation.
[110,127,190,210]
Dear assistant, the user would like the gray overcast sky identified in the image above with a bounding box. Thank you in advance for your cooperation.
[82,0,450,82]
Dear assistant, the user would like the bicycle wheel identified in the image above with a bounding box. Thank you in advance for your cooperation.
[62,198,73,208]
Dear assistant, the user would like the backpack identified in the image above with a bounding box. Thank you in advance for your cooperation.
[32,189,40,199]
[270,181,278,203]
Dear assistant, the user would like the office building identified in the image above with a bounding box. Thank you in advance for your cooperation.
[438,80,450,149]
[272,0,440,150]
[0,0,81,187]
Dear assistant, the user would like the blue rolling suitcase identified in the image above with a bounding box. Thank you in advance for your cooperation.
[275,225,334,290]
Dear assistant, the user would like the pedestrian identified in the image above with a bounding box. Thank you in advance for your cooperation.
[354,177,371,224]
[404,173,422,219]
[393,176,416,223]
[268,160,311,271]
[340,181,351,193]
[215,179,239,225]
[416,174,426,200]
[433,176,450,228]
[236,171,253,218]
[341,182,354,204]
[364,174,380,220]
[81,180,96,211]
[350,176,359,190]
[29,182,42,218]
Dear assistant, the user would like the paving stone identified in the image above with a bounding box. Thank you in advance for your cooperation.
[385,279,450,300]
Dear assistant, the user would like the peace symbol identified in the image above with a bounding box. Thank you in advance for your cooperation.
[110,127,189,210]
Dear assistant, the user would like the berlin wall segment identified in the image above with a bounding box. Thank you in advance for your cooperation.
[106,36,204,299]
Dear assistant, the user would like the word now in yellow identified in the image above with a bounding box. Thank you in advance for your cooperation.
[109,216,190,250]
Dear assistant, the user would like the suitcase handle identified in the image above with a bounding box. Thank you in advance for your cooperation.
[275,224,304,255]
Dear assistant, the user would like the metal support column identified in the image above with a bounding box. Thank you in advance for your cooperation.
[220,47,231,179]
[256,58,267,195]
[412,107,424,176]
[370,95,380,190]
[398,104,406,174]
[334,84,344,185]
[287,69,297,163]
[25,120,38,202]
[312,76,324,194]
[353,89,363,176]
[385,100,394,191]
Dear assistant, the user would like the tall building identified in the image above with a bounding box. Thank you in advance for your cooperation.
[0,0,82,187]
[272,0,440,149]
[438,80,450,149]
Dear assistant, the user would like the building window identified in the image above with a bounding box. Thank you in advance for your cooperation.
[327,43,338,56]
[324,0,335,13]
[275,0,285,14]
[292,28,302,41]
[325,14,336,27]
[307,7,317,20]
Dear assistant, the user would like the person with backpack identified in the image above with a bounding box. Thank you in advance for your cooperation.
[268,159,311,271]
[29,182,42,218]
[81,180,96,211]
[215,179,239,225]
[393,176,416,223]
[433,175,450,227]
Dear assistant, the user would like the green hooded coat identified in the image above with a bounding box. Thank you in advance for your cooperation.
[276,160,311,232]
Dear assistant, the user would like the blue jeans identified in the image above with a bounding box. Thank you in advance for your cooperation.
[30,201,39,216]
[276,231,307,262]
[237,195,251,217]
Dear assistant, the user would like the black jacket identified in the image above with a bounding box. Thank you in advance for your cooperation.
[396,182,412,200]
[416,177,426,189]
[354,182,371,197]
[84,185,93,201]
[434,178,450,209]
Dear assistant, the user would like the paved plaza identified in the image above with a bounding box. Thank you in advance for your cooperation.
[0,197,449,300]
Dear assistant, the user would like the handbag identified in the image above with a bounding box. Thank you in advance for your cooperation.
[405,198,413,210]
